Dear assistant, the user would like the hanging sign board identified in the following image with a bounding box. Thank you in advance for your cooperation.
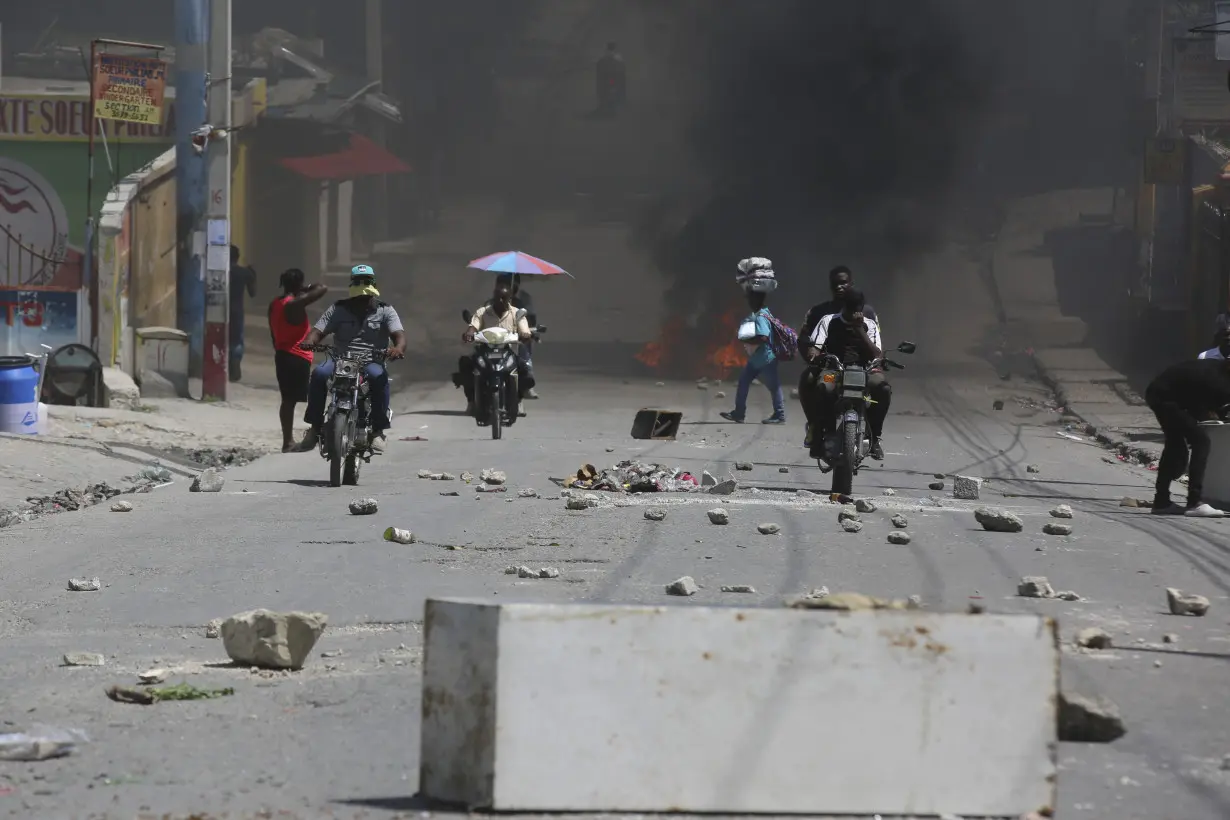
[91,54,168,125]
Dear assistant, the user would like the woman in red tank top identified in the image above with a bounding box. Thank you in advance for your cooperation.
[269,269,328,450]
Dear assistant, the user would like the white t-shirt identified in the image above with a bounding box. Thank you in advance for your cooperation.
[1198,347,1225,360]
[809,313,882,350]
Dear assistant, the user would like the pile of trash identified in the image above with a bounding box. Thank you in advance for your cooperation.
[0,474,165,529]
[562,461,702,494]
[164,446,266,470]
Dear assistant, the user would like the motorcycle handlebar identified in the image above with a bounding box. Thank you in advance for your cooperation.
[300,344,394,362]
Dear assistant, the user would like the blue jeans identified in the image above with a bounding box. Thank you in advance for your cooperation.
[734,359,785,420]
[305,360,390,432]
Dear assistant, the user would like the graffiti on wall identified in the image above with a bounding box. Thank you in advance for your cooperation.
[0,157,80,289]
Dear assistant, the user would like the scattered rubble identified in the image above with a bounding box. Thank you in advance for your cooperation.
[1026,464,1041,473]
[221,609,328,670]
[708,479,738,496]
[1055,590,1083,601]
[1076,627,1113,649]
[887,531,911,545]
[0,728,88,761]
[433,472,456,481]
[1049,504,1074,519]
[460,471,475,483]
[666,576,699,596]
[644,508,668,522]
[67,577,101,592]
[720,585,756,593]
[953,475,982,500]
[883,488,896,496]
[1162,633,1178,644]
[515,566,560,579]
[715,391,727,399]
[1119,497,1151,508]
[890,513,909,529]
[1166,587,1210,617]
[166,446,263,470]
[757,522,781,535]
[1043,522,1073,536]
[838,505,860,523]
[517,488,538,498]
[440,490,460,497]
[806,586,830,599]
[110,500,133,512]
[928,481,945,491]
[383,527,416,544]
[476,484,507,494]
[2,480,157,528]
[908,594,922,608]
[107,683,235,705]
[1018,576,1056,599]
[841,519,864,533]
[481,468,507,485]
[189,469,225,493]
[707,508,730,525]
[788,592,910,611]
[779,466,789,474]
[701,471,718,487]
[734,462,754,471]
[933,473,946,479]
[138,668,169,684]
[854,498,877,513]
[204,618,222,639]
[1058,691,1126,743]
[566,495,599,510]
[565,460,703,493]
[348,498,379,515]
[418,469,434,479]
[975,507,1024,533]
[62,652,105,667]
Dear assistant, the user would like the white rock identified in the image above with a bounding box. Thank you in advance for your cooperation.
[205,618,222,639]
[566,497,590,511]
[644,508,667,522]
[779,466,790,474]
[1017,576,1055,598]
[974,507,1023,533]
[807,586,830,599]
[854,498,877,513]
[887,531,911,545]
[707,508,730,525]
[62,652,105,667]
[460,471,475,483]
[434,472,457,481]
[720,584,756,593]
[1055,590,1083,601]
[1049,504,1074,519]
[221,609,329,670]
[138,668,169,684]
[665,576,699,596]
[514,566,534,577]
[481,468,507,485]
[883,488,896,496]
[1166,587,1210,617]
[110,500,133,513]
[715,391,727,398]
[67,577,101,592]
[518,488,538,498]
[907,594,922,608]
[418,469,434,479]
[189,468,225,493]
[952,475,982,500]
[1043,522,1073,536]
[838,505,861,523]
[757,522,781,535]
[1076,627,1112,649]
[841,519,863,533]
[349,497,379,515]
[538,567,561,579]
[890,513,909,529]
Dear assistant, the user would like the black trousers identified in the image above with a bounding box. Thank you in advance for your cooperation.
[799,368,892,439]
[1148,395,1209,507]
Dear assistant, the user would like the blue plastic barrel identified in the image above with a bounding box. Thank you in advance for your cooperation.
[0,355,40,435]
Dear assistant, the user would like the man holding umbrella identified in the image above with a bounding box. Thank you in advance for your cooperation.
[456,279,536,415]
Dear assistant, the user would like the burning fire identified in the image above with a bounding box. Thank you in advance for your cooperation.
[636,309,747,379]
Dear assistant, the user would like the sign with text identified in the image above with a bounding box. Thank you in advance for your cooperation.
[0,287,80,357]
[91,54,168,125]
[0,94,175,142]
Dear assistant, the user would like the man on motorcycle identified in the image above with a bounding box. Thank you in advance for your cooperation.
[501,274,539,399]
[456,280,535,415]
[800,288,891,463]
[798,266,883,454]
[295,265,406,452]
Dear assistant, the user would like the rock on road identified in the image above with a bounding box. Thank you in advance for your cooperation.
[1,361,1229,819]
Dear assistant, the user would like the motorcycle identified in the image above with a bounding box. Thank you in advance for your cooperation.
[811,341,916,495]
[304,344,391,487]
[460,309,546,440]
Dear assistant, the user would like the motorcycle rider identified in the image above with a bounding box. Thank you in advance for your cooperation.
[798,266,882,453]
[801,288,891,463]
[456,280,535,415]
[295,265,406,453]
[504,274,539,399]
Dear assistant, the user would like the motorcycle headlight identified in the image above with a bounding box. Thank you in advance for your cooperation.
[336,360,358,378]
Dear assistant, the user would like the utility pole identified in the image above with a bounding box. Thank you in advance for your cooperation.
[174,0,208,380]
[201,0,232,401]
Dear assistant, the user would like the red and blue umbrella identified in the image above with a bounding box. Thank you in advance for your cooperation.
[467,250,572,277]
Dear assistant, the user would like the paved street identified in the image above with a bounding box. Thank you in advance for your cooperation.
[2,349,1229,819]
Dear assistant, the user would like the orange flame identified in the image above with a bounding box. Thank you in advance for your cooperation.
[637,305,750,379]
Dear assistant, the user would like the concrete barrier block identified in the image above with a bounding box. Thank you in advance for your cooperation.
[420,599,1059,816]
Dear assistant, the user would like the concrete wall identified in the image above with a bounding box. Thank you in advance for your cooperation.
[130,157,178,330]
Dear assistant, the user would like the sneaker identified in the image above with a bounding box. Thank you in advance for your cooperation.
[294,427,321,453]
[719,411,745,423]
[526,387,540,400]
[762,415,786,425]
[869,438,885,461]
[1184,503,1225,518]
[370,433,387,454]
[1150,503,1186,516]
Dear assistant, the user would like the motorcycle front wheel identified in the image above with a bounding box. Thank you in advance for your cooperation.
[834,419,859,496]
[328,411,349,488]
[489,387,502,440]
[342,414,361,486]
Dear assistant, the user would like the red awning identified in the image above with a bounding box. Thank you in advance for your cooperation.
[279,134,411,180]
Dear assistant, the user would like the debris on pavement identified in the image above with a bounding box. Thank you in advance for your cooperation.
[1076,627,1113,649]
[1026,464,1041,473]
[707,508,730,525]
[2,480,158,528]
[887,531,911,545]
[1119,497,1150,508]
[399,436,428,442]
[890,513,909,528]
[0,728,89,761]
[806,586,830,599]
[644,508,667,521]
[417,469,434,478]
[204,618,222,639]
[933,473,946,479]
[1018,576,1056,599]
[68,577,101,592]
[721,584,756,593]
[1050,504,1074,519]
[189,468,225,493]
[854,498,877,513]
[1043,522,1073,536]
[883,488,896,496]
[734,462,754,471]
[132,462,173,482]
[110,500,133,512]
[1058,691,1126,743]
[460,471,474,483]
[715,391,727,398]
[440,490,460,497]
[514,566,560,579]
[666,576,699,596]
[480,468,507,485]
[1162,633,1178,644]
[384,527,416,544]
[62,652,105,667]
[167,446,264,470]
[841,519,864,533]
[757,522,781,535]
[348,498,379,515]
[138,668,169,684]
[566,497,594,510]
[1055,590,1083,601]
[701,470,717,487]
[975,507,1024,533]
[538,567,560,579]
[433,472,457,481]
[908,594,923,608]
[564,460,703,493]
[106,683,235,705]
[221,609,329,670]
[1166,587,1210,617]
[708,479,738,495]
[952,475,982,500]
[518,488,538,498]
[476,484,507,493]
[838,505,861,523]
[928,481,945,491]
[788,591,909,611]
[778,466,789,474]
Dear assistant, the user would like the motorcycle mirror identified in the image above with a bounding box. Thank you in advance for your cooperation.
[461,309,472,323]
[897,341,916,355]
[536,325,547,334]
[515,308,528,321]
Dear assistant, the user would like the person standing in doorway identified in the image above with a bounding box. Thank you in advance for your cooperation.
[595,41,626,117]
[1145,357,1230,517]
[229,245,257,382]
[268,268,328,452]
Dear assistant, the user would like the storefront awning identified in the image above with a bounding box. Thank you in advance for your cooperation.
[279,133,410,180]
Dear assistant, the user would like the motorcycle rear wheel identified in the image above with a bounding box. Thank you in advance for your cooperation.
[328,412,348,488]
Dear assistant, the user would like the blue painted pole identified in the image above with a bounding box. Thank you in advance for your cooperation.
[174,0,208,377]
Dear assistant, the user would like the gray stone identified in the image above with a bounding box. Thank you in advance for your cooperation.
[644,508,668,522]
[440,491,460,497]
[1026,464,1041,473]
[887,531,911,545]
[1162,633,1178,644]
[666,576,699,596]
[707,508,730,525]
[110,500,133,513]
[67,577,101,592]
[757,522,781,535]
[883,488,896,496]
[779,466,790,474]
[952,475,982,500]
[480,468,507,485]
[841,519,864,533]
[696,381,708,390]
[505,566,523,575]
[221,609,329,670]
[417,469,434,479]
[1055,590,1083,601]
[189,468,225,493]
[807,586,830,599]
[1166,587,1210,617]
[908,594,923,608]
[890,513,909,529]
[62,652,105,667]
[517,488,538,498]
[566,497,591,511]
[348,497,379,515]
[1043,522,1073,536]
[1049,504,1074,519]
[720,584,756,593]
[460,471,475,483]
[928,481,945,491]
[538,567,561,579]
[715,391,727,399]
[854,498,877,513]
[476,484,507,494]
[1076,627,1112,649]
[838,505,861,523]
[708,479,738,496]
[205,618,222,639]
[102,365,140,409]
[1018,576,1055,598]
[433,472,456,481]
[974,507,1024,533]
[1058,692,1126,743]
[734,462,754,471]
[701,471,718,488]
